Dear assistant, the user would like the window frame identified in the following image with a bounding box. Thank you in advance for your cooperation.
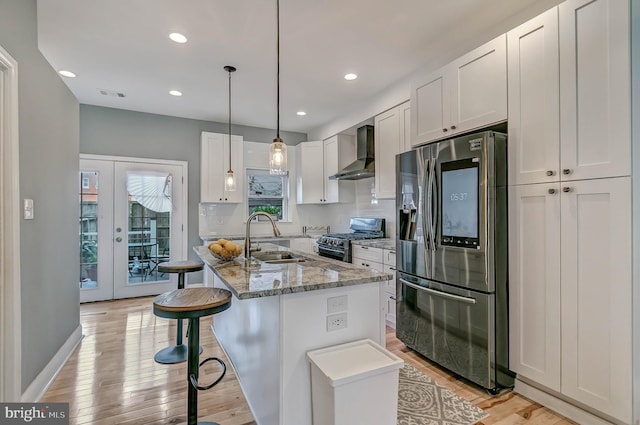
[246,168,290,222]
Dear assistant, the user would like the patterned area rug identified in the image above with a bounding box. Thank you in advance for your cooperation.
[398,364,489,425]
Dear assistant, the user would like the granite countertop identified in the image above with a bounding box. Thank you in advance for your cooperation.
[350,238,396,250]
[194,244,392,300]
[200,234,322,242]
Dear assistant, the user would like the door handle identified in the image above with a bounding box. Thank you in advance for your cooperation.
[115,237,123,242]
[400,278,476,304]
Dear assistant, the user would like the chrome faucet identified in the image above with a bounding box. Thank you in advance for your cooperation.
[244,212,281,261]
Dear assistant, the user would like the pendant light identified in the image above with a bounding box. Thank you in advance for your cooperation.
[224,65,237,191]
[269,0,287,175]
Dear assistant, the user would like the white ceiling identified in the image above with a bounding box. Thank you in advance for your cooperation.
[37,0,559,137]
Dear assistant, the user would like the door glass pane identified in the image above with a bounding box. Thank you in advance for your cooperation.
[126,172,172,284]
[79,171,99,289]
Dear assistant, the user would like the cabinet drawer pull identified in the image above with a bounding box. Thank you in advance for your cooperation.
[548,188,556,194]
[442,128,448,132]
[389,267,396,270]
[546,170,555,176]
[450,125,457,130]
[361,246,368,250]
[562,168,572,175]
[562,187,572,193]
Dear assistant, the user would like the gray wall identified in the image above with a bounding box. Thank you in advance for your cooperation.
[79,105,307,277]
[0,0,81,391]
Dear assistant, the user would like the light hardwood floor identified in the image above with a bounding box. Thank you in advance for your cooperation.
[41,297,575,425]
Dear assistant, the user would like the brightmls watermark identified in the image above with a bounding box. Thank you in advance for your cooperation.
[0,403,68,424]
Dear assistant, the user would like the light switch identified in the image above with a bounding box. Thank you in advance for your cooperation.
[23,199,34,220]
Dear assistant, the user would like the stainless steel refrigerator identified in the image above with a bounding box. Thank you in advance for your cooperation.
[395,130,513,392]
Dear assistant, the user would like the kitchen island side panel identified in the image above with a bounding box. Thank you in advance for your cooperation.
[212,274,281,425]
[280,282,382,425]
[212,277,382,425]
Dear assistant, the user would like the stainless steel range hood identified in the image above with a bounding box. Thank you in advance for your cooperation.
[329,125,375,180]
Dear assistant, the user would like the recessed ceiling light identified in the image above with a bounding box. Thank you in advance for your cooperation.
[169,33,187,43]
[296,111,306,116]
[344,73,358,80]
[169,90,183,97]
[59,70,76,78]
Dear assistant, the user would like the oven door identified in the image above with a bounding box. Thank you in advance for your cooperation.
[396,272,495,390]
[317,244,346,262]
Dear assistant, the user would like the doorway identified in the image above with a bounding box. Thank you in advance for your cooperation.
[79,155,188,302]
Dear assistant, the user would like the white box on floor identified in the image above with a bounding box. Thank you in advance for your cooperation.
[306,338,404,425]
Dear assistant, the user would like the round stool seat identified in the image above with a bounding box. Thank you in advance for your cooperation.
[153,288,232,425]
[158,260,204,274]
[153,288,232,319]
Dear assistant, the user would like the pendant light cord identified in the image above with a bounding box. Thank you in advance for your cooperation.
[276,0,280,140]
[228,68,232,171]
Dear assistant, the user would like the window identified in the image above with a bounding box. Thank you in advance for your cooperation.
[82,176,90,189]
[247,168,288,221]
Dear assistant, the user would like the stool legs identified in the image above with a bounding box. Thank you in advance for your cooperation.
[187,317,218,425]
[154,272,201,364]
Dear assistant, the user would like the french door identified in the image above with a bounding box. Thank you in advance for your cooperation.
[79,156,187,302]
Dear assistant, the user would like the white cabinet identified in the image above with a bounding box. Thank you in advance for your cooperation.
[507,7,560,186]
[509,178,632,423]
[411,34,507,147]
[559,178,631,421]
[374,101,410,200]
[558,0,630,181]
[200,132,243,203]
[296,136,355,204]
[352,245,397,328]
[508,183,561,391]
[508,0,630,186]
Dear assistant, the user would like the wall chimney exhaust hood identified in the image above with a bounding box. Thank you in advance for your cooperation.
[329,125,375,180]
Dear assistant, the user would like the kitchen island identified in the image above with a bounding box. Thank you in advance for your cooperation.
[194,245,392,425]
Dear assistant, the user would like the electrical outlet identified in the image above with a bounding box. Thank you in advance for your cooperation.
[327,312,347,331]
[327,295,348,314]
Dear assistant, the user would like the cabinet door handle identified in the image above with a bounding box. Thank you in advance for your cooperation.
[224,198,228,201]
[450,125,456,130]
[390,296,396,301]
[389,251,395,254]
[219,198,223,201]
[361,246,368,250]
[548,188,556,194]
[562,168,572,175]
[389,267,396,270]
[562,187,572,193]
[442,128,448,132]
[546,170,555,176]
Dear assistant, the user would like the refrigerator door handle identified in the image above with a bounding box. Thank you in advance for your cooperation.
[428,158,437,251]
[422,159,431,251]
[400,278,477,304]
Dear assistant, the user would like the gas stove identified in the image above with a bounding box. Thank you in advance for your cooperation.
[317,218,385,263]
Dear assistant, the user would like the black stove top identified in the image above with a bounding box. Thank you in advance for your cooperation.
[322,232,382,241]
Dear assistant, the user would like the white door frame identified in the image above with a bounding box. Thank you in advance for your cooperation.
[80,154,189,298]
[0,44,22,401]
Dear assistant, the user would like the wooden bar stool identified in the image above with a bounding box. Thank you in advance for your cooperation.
[154,260,204,364]
[153,288,232,425]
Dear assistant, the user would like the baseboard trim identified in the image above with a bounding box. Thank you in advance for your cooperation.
[21,325,83,402]
[514,378,620,425]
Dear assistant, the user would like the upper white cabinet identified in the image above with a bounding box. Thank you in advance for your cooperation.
[411,34,507,147]
[374,101,410,200]
[507,8,560,186]
[200,131,243,203]
[296,135,355,204]
[558,0,630,181]
[508,0,630,185]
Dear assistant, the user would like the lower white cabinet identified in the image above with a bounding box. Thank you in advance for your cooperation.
[509,177,631,423]
[352,245,396,328]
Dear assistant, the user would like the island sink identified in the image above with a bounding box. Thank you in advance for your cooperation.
[252,251,306,264]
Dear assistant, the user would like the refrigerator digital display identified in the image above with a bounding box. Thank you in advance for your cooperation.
[441,161,479,247]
